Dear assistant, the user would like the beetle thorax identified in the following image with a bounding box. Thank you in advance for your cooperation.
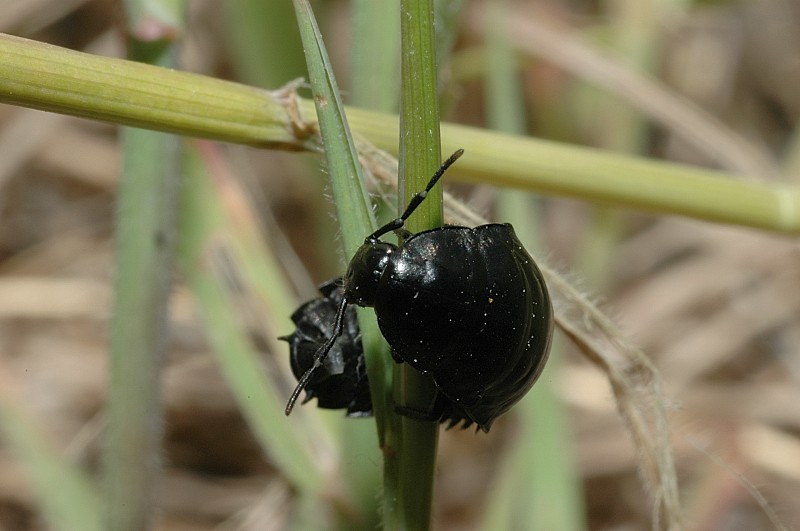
[345,240,395,307]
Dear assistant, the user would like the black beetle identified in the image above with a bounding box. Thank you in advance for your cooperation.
[280,278,372,417]
[285,149,553,432]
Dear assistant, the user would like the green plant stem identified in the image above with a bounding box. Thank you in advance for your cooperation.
[106,127,180,531]
[290,4,388,527]
[0,33,298,146]
[291,0,393,434]
[291,1,376,258]
[104,3,184,529]
[0,33,798,233]
[392,1,442,529]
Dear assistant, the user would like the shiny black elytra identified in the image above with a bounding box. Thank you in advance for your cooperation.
[285,149,553,432]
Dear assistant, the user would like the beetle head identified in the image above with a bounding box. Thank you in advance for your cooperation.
[345,240,394,307]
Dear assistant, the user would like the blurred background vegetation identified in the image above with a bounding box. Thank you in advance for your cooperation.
[0,0,799,529]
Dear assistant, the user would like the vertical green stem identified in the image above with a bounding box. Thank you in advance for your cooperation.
[104,3,184,530]
[390,0,442,528]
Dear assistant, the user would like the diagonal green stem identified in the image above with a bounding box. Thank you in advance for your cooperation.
[290,3,392,527]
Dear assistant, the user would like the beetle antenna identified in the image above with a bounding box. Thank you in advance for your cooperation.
[368,148,464,241]
[285,295,350,415]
